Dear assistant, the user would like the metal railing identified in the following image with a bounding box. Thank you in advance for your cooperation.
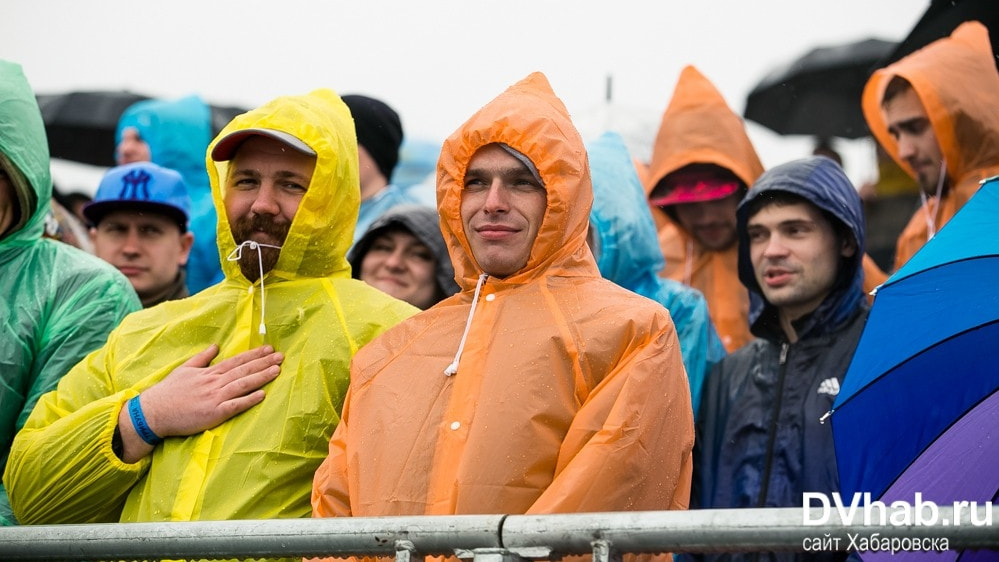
[0,506,995,561]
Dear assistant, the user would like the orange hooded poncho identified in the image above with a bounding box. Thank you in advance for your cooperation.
[863,21,999,271]
[312,73,693,527]
[644,66,763,353]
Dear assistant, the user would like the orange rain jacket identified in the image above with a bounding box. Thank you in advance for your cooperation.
[643,66,763,353]
[862,21,999,271]
[313,73,694,524]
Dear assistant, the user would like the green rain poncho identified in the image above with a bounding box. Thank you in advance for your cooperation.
[4,89,418,530]
[0,60,140,525]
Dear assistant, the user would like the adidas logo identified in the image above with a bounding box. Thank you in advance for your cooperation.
[817,378,841,397]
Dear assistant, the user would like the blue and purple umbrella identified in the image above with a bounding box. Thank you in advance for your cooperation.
[829,176,999,557]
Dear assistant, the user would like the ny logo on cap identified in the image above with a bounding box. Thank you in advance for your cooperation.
[119,169,152,201]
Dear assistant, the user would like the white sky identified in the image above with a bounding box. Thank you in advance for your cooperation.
[2,0,928,192]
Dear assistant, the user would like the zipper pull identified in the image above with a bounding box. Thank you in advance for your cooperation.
[779,342,789,365]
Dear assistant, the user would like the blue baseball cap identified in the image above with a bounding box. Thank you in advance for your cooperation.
[84,162,191,230]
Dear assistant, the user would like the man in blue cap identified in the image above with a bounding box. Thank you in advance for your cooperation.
[85,162,194,307]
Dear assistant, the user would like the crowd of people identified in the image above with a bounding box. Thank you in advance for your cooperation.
[1,21,997,562]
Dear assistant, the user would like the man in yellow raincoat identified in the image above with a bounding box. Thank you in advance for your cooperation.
[4,89,417,531]
[312,72,694,524]
[862,20,999,272]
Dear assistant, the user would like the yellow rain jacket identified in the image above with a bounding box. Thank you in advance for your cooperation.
[5,90,417,529]
[313,73,694,523]
[644,65,763,353]
[862,21,999,271]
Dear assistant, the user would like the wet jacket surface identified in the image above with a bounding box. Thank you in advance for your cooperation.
[0,60,140,525]
[116,95,223,294]
[5,90,418,531]
[644,66,764,353]
[313,73,694,522]
[690,158,868,562]
[587,131,726,415]
[862,21,999,271]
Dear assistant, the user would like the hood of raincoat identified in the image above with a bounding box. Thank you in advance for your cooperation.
[437,72,599,289]
[737,156,866,341]
[348,203,460,299]
[207,89,359,283]
[862,21,999,210]
[115,95,212,191]
[0,60,51,245]
[644,65,764,208]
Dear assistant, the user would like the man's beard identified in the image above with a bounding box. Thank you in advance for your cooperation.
[230,215,291,282]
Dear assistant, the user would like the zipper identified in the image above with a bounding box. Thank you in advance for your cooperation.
[757,341,789,508]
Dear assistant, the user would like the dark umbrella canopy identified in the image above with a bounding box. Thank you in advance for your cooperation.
[36,91,249,168]
[744,38,897,139]
[36,90,151,167]
[880,0,999,69]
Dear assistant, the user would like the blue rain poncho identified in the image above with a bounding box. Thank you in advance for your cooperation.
[587,131,726,414]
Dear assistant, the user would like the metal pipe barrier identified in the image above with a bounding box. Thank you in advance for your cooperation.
[0,506,995,561]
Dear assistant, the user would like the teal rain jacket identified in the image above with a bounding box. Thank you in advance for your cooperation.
[4,89,418,540]
[116,95,222,294]
[587,132,726,414]
[0,60,140,525]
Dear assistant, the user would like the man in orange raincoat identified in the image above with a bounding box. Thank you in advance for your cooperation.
[862,20,999,272]
[647,68,886,356]
[312,72,694,523]
[644,66,764,353]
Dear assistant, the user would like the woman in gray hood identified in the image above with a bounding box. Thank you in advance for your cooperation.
[349,204,459,309]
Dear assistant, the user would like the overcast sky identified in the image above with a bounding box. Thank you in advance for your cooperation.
[2,0,928,191]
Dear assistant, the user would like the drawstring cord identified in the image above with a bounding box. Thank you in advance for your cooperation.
[444,273,489,376]
[920,158,947,241]
[226,240,282,335]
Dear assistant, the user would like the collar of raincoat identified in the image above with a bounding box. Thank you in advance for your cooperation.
[862,21,999,204]
[0,60,51,248]
[644,65,764,205]
[206,89,359,282]
[436,72,599,291]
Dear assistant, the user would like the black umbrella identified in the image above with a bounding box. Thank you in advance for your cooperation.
[744,38,897,139]
[37,91,250,168]
[36,90,152,167]
[880,0,999,69]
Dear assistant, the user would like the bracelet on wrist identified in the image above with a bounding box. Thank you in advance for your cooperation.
[127,395,163,446]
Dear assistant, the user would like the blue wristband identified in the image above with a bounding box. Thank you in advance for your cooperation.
[127,395,163,446]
